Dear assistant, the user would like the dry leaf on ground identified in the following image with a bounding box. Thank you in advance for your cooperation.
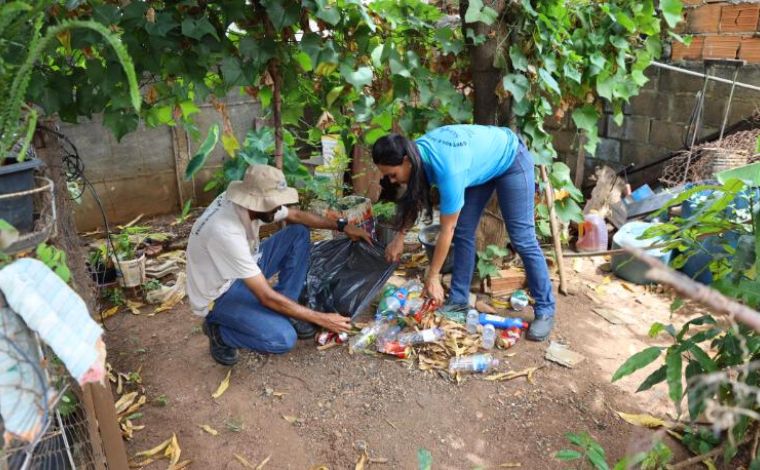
[235,453,255,468]
[199,424,218,436]
[616,411,669,429]
[211,370,231,399]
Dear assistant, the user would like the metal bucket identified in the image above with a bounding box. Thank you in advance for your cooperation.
[418,224,454,274]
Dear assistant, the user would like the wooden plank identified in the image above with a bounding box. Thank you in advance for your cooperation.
[81,384,107,470]
[90,384,130,470]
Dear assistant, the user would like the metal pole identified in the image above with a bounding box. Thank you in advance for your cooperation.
[652,61,760,93]
[718,64,742,145]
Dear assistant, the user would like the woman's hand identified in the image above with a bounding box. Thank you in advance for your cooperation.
[385,232,405,263]
[424,274,445,305]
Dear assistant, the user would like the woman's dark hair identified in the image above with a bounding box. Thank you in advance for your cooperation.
[372,134,432,231]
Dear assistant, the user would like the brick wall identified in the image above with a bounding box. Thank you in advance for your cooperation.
[553,1,760,188]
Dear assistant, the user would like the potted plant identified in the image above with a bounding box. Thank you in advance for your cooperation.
[0,3,140,231]
[112,233,146,288]
[372,201,397,245]
[86,243,117,286]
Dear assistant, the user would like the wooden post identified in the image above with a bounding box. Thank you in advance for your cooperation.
[574,132,586,189]
[89,383,130,470]
[269,60,283,170]
[171,126,193,208]
[540,165,568,295]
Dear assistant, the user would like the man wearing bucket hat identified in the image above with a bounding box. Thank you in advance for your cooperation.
[187,164,372,365]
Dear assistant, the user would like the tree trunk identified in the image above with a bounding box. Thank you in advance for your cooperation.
[270,59,283,170]
[460,0,512,253]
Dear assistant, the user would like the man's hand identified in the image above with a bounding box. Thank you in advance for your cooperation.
[314,313,352,333]
[344,225,373,245]
[385,233,404,263]
[424,275,445,305]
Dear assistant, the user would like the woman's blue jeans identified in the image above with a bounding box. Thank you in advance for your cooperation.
[448,144,556,318]
[206,224,310,354]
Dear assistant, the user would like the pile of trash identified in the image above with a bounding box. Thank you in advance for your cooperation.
[320,278,534,382]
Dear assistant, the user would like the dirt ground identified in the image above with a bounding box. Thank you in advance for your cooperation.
[102,243,700,469]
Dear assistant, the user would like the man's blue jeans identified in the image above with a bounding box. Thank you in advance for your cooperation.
[206,224,310,354]
[448,144,556,318]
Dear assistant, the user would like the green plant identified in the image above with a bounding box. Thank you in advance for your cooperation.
[142,279,161,291]
[87,243,108,267]
[104,286,126,306]
[373,201,397,222]
[36,242,70,282]
[555,432,672,470]
[476,244,509,279]
[113,233,136,260]
[1,2,140,163]
[175,199,194,225]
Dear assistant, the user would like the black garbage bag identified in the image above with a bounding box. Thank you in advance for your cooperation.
[303,238,397,319]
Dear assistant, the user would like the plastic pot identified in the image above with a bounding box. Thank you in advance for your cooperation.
[0,158,42,232]
[113,254,146,288]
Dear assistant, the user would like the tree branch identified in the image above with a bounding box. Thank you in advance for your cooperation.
[624,246,760,332]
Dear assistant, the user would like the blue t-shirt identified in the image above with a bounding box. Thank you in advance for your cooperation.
[415,125,519,215]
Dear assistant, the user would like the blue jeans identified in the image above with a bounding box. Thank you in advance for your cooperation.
[206,224,310,354]
[448,144,556,318]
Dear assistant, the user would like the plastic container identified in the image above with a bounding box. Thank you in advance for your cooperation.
[418,224,454,274]
[114,254,146,288]
[350,320,390,352]
[397,327,444,346]
[481,324,496,350]
[611,221,672,285]
[466,309,479,334]
[576,213,608,252]
[478,313,527,330]
[448,354,499,374]
[376,288,407,319]
[0,158,42,232]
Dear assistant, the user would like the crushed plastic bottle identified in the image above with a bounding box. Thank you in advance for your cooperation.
[466,309,479,334]
[481,324,496,350]
[350,320,391,352]
[396,327,444,346]
[375,323,403,351]
[376,286,409,319]
[402,297,424,317]
[448,354,500,374]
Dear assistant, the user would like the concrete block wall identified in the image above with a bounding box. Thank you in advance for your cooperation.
[555,1,760,188]
[40,92,261,230]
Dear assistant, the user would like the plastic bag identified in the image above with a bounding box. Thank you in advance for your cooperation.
[303,238,397,319]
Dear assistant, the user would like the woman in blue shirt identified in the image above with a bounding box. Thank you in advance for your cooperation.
[372,124,555,341]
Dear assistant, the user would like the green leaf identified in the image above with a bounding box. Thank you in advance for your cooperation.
[538,68,561,95]
[326,86,344,107]
[670,298,684,313]
[185,124,220,180]
[314,0,341,26]
[676,315,717,341]
[180,17,219,41]
[340,65,373,89]
[293,51,312,72]
[502,74,530,102]
[613,10,636,32]
[555,449,582,461]
[220,57,245,87]
[612,346,663,382]
[262,0,300,30]
[587,448,610,470]
[509,45,529,72]
[660,0,684,29]
[571,105,599,133]
[685,342,717,373]
[648,322,675,338]
[464,0,498,25]
[636,365,667,392]
[665,348,683,409]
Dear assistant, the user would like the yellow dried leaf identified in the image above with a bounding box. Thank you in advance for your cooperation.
[499,464,521,468]
[199,424,218,436]
[99,306,120,321]
[282,415,298,424]
[355,451,368,470]
[165,433,181,466]
[211,370,231,399]
[235,454,255,469]
[115,392,138,414]
[173,460,192,470]
[256,454,271,470]
[126,300,144,314]
[134,436,172,458]
[271,392,287,398]
[616,411,667,429]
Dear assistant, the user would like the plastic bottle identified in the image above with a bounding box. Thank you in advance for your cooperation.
[478,313,527,330]
[576,212,608,252]
[350,320,390,351]
[397,327,444,346]
[401,280,423,296]
[466,309,479,334]
[402,297,424,317]
[376,287,407,319]
[375,323,403,351]
[481,324,496,350]
[448,354,500,374]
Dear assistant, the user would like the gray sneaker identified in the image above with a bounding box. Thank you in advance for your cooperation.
[527,316,554,342]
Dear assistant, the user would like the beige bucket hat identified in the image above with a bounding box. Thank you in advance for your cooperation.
[227,164,299,212]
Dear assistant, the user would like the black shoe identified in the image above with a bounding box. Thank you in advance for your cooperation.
[527,316,555,342]
[202,321,239,365]
[289,319,318,340]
